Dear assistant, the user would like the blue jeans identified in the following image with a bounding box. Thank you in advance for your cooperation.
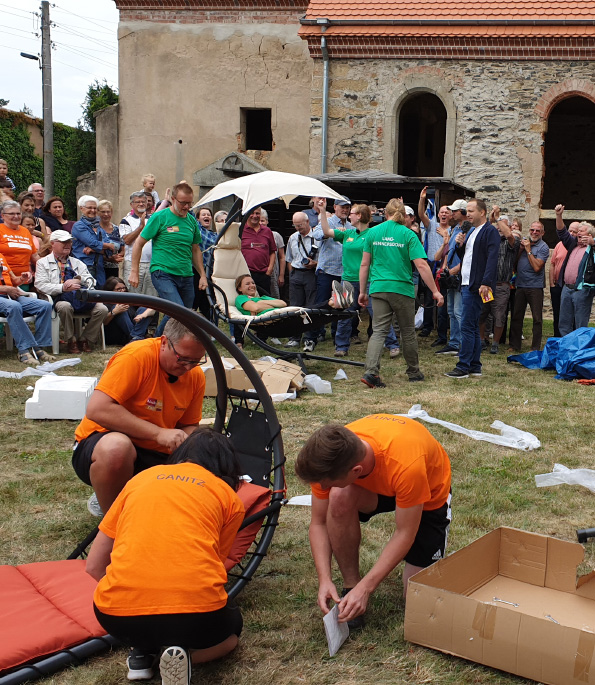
[559,285,595,337]
[151,270,195,336]
[105,307,152,346]
[447,288,462,349]
[457,286,483,373]
[0,295,53,352]
[335,280,399,352]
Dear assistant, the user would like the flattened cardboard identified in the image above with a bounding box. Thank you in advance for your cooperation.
[405,527,595,685]
[202,355,304,398]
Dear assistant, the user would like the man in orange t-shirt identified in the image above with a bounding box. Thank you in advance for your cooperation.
[73,318,206,515]
[295,414,451,629]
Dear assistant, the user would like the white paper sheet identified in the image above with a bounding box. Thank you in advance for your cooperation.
[323,604,349,657]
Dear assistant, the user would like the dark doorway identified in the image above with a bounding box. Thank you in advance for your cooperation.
[541,96,595,242]
[398,93,447,177]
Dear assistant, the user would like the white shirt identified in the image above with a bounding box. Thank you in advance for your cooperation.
[118,212,153,263]
[461,223,485,286]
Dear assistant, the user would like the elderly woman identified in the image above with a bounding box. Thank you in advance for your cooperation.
[0,199,40,290]
[98,200,123,282]
[40,195,75,233]
[0,201,54,364]
[72,195,118,287]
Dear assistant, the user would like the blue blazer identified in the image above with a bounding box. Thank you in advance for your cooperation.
[455,222,500,292]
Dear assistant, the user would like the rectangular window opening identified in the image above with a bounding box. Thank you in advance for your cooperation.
[241,108,273,151]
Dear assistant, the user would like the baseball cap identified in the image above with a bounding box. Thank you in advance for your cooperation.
[404,205,415,216]
[447,199,467,211]
[334,197,351,206]
[50,230,73,242]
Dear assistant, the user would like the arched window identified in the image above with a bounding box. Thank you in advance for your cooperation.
[397,93,447,177]
[542,96,595,210]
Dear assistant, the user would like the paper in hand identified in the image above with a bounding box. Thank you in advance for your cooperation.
[323,604,349,657]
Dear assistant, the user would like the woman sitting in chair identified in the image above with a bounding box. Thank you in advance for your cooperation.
[235,273,353,317]
[87,428,245,685]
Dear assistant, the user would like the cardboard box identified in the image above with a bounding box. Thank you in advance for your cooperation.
[202,356,304,398]
[405,527,595,685]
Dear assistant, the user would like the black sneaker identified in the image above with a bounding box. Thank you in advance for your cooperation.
[490,343,499,354]
[341,588,366,631]
[361,373,386,388]
[408,373,425,382]
[430,339,447,348]
[444,368,469,379]
[469,369,483,377]
[435,345,459,355]
[419,329,432,338]
[127,647,157,681]
[350,335,363,345]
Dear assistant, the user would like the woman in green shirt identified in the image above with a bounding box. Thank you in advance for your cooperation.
[317,200,400,358]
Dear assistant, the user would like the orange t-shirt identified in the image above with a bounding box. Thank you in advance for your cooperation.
[310,415,451,511]
[0,253,13,286]
[0,223,35,276]
[75,338,205,453]
[94,462,245,616]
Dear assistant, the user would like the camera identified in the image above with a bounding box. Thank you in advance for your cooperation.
[301,244,318,265]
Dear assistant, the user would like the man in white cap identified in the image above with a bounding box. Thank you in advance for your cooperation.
[35,230,109,353]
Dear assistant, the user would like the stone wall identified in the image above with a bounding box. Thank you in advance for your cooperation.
[309,59,595,226]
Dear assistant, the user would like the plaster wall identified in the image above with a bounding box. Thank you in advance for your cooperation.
[114,19,313,218]
[309,59,595,224]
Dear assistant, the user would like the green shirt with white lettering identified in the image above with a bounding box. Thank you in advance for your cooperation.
[140,208,202,277]
[333,227,370,282]
[363,220,427,297]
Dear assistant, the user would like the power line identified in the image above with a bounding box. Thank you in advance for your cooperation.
[55,43,117,69]
[53,56,110,79]
[0,7,36,22]
[52,23,117,50]
[2,24,39,38]
[52,3,118,28]
[1,30,39,44]
[52,39,116,56]
[0,3,35,16]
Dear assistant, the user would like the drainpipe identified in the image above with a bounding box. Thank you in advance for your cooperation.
[317,18,331,174]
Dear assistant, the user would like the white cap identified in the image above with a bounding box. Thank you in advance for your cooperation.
[447,199,467,212]
[404,205,415,216]
[49,230,73,242]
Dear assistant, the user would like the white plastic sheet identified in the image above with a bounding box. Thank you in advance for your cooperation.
[287,494,312,506]
[304,374,332,394]
[333,368,347,380]
[0,357,81,379]
[400,404,541,451]
[535,463,595,494]
[414,306,424,329]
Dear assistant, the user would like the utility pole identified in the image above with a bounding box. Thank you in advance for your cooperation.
[40,0,54,197]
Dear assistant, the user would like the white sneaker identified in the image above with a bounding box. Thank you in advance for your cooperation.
[303,339,316,352]
[159,646,191,685]
[126,648,156,681]
[285,339,299,348]
[270,338,282,345]
[87,493,104,517]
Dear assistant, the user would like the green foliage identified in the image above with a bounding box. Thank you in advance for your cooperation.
[80,79,118,132]
[0,109,95,216]
[0,98,10,107]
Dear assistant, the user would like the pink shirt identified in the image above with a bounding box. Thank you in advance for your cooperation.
[550,241,567,284]
[564,245,587,286]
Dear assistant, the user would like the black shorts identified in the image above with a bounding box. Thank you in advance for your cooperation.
[358,492,452,568]
[72,431,168,486]
[94,601,243,651]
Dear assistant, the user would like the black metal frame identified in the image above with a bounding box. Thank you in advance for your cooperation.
[0,291,286,685]
[208,202,364,372]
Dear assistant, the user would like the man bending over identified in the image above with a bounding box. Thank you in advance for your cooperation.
[295,415,451,629]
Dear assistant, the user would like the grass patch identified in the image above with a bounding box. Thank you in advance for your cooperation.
[2,317,594,684]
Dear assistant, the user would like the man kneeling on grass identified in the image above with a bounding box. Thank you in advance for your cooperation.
[295,415,451,629]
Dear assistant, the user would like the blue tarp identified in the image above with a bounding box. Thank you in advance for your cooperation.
[507,327,595,380]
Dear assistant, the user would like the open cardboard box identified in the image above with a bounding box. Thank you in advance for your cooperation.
[405,527,595,685]
[202,356,304,398]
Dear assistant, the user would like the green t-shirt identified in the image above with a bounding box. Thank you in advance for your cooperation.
[140,208,202,277]
[363,220,427,297]
[235,294,277,316]
[333,227,370,282]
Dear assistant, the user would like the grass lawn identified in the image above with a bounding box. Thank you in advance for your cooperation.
[1,317,594,685]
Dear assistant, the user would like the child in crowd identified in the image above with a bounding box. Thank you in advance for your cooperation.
[0,159,15,192]
[141,173,159,207]
[86,428,245,685]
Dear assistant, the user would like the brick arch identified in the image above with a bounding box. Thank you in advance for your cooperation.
[535,79,595,120]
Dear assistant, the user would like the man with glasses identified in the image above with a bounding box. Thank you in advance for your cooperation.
[129,182,206,335]
[285,211,320,347]
[27,183,45,217]
[508,221,550,352]
[73,318,206,516]
[119,191,157,296]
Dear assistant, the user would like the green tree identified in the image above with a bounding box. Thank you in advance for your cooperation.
[0,98,9,107]
[80,79,119,132]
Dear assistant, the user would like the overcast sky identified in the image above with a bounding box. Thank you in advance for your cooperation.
[2,0,119,127]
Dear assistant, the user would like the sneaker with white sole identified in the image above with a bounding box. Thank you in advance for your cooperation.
[159,646,191,685]
[303,339,316,353]
[127,647,157,681]
[285,339,299,348]
[331,280,354,308]
[87,493,104,517]
[444,368,469,379]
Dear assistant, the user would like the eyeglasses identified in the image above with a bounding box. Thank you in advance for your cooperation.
[113,286,127,292]
[167,338,204,367]
[83,206,97,211]
[529,229,542,233]
[2,212,21,217]
[173,198,192,207]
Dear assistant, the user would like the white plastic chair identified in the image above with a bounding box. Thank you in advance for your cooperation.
[1,291,61,355]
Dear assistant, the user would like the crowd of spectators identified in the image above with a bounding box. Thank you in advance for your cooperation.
[1,161,593,382]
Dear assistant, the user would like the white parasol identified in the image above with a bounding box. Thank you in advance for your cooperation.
[193,170,348,214]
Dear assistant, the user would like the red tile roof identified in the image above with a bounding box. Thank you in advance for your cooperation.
[303,1,595,22]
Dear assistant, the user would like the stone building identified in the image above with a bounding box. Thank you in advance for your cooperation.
[98,0,595,236]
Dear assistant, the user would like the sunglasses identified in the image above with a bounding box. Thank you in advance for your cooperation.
[167,338,204,367]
